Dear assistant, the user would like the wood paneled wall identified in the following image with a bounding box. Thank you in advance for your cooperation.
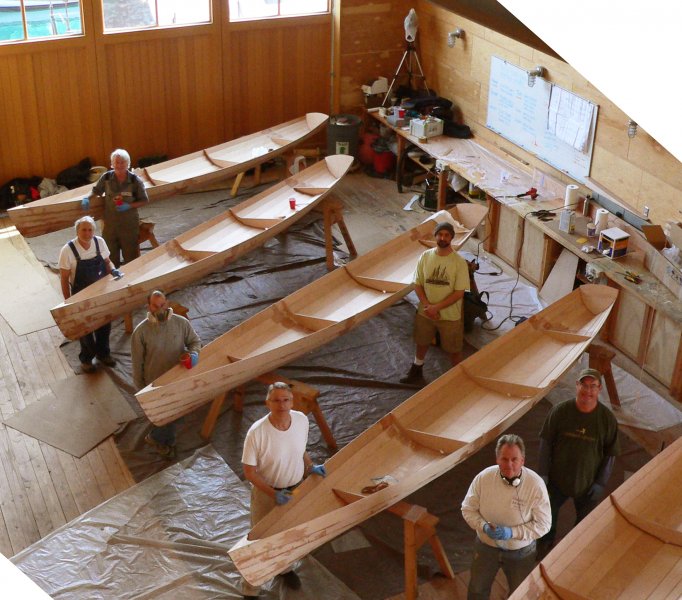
[0,1,330,185]
[414,1,681,225]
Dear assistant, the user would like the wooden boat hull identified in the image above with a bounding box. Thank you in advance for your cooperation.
[510,435,682,599]
[8,113,328,238]
[50,155,355,340]
[227,284,619,586]
[135,203,489,425]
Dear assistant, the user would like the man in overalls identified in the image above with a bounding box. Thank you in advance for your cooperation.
[59,216,120,373]
[89,148,148,268]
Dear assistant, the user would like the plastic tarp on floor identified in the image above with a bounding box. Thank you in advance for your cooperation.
[12,446,360,599]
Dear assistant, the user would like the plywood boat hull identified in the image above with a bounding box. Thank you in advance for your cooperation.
[8,113,328,238]
[227,284,618,586]
[509,435,682,599]
[135,203,489,426]
[50,155,354,340]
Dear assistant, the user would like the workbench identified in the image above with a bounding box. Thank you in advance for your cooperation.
[368,108,682,401]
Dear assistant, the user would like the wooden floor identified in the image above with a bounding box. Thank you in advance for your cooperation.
[0,219,134,558]
[0,168,680,575]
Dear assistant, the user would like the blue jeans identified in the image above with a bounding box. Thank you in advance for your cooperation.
[468,537,537,600]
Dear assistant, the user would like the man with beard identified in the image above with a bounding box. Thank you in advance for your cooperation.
[132,289,201,459]
[400,221,469,386]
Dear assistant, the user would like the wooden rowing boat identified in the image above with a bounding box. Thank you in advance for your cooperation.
[227,284,618,586]
[135,203,489,426]
[50,154,354,340]
[8,113,328,238]
[509,436,682,599]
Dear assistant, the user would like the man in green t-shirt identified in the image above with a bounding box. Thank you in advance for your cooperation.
[400,221,469,386]
[538,368,619,548]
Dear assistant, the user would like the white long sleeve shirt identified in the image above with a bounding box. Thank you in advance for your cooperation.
[461,465,551,550]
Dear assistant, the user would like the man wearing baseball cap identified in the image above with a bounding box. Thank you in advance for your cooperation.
[537,367,619,550]
[399,220,469,386]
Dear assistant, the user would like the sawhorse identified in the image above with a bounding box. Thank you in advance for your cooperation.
[317,196,358,270]
[388,501,455,600]
[199,372,337,450]
[586,342,620,407]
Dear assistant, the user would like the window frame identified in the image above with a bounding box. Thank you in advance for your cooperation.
[227,0,330,23]
[0,0,85,45]
[100,0,213,35]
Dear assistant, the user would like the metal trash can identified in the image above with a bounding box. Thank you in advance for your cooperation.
[327,114,361,158]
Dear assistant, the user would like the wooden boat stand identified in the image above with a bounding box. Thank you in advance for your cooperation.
[199,372,337,450]
[317,196,358,270]
[387,500,455,600]
[586,342,620,407]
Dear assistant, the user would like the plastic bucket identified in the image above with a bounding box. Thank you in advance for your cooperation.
[327,114,361,158]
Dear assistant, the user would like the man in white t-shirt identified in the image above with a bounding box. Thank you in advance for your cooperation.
[240,382,327,598]
[58,216,121,373]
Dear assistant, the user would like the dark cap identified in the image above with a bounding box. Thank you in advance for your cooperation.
[433,221,455,236]
[578,368,602,383]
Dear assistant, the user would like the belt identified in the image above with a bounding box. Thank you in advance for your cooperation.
[274,480,302,492]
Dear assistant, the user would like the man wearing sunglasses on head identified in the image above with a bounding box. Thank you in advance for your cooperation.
[537,368,619,551]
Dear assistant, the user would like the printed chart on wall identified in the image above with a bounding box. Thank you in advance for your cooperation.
[486,56,598,183]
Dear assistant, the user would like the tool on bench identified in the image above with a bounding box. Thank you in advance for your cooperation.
[623,270,641,284]
[516,187,538,199]
[529,209,556,222]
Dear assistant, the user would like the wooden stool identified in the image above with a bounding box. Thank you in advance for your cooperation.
[586,343,620,407]
[316,196,358,270]
[124,300,189,335]
[388,501,455,600]
[200,372,337,450]
[138,220,159,249]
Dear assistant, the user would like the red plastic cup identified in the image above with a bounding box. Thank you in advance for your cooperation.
[289,197,296,210]
[115,196,123,207]
[180,353,192,369]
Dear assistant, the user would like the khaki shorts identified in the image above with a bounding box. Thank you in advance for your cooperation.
[414,313,463,354]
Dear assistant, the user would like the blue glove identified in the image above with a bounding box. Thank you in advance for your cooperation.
[310,464,327,477]
[484,523,513,540]
[588,482,605,500]
[116,202,131,212]
[111,268,123,280]
[81,197,90,210]
[275,489,292,505]
[189,351,199,368]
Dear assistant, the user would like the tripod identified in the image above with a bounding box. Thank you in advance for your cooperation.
[382,41,431,107]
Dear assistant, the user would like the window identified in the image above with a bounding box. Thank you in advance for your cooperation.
[0,1,83,43]
[102,0,210,32]
[228,0,328,22]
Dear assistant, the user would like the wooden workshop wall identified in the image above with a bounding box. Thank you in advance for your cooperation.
[337,0,413,114]
[414,0,681,226]
[0,1,330,185]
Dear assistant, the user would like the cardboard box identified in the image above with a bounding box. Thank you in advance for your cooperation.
[598,227,630,258]
[410,117,443,139]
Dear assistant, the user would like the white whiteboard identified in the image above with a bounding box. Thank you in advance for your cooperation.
[486,56,598,183]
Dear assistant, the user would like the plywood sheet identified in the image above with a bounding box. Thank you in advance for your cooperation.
[0,234,61,336]
[2,372,136,458]
[539,248,579,305]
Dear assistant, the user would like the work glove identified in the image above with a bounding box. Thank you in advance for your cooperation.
[310,464,327,477]
[483,523,513,540]
[275,489,292,505]
[116,202,131,212]
[588,482,605,500]
[111,269,123,280]
[189,351,199,368]
[81,197,90,210]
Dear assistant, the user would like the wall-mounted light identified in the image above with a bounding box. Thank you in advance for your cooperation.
[527,65,545,87]
[627,119,638,139]
[447,28,464,48]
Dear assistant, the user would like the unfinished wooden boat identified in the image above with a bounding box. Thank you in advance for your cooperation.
[227,284,618,586]
[8,113,328,238]
[135,203,489,425]
[51,155,354,340]
[509,436,682,600]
